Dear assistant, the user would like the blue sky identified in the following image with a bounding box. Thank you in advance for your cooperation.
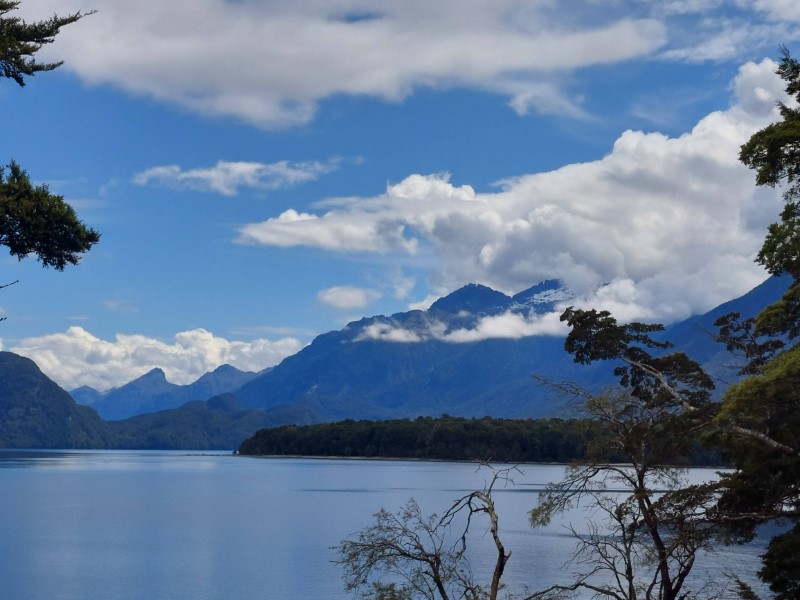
[1,0,799,391]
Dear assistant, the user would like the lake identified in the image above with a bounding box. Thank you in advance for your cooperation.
[0,450,768,599]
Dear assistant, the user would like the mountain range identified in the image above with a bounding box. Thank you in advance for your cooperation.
[1,276,789,449]
[73,276,790,421]
[71,363,260,420]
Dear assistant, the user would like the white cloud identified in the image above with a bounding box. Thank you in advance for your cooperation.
[356,310,567,344]
[407,295,441,311]
[392,273,416,300]
[317,286,382,310]
[133,159,340,196]
[749,0,800,22]
[9,326,304,391]
[104,299,138,314]
[238,59,790,324]
[19,1,674,128]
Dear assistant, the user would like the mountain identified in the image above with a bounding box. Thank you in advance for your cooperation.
[233,280,592,420]
[233,277,790,421]
[0,351,301,450]
[660,274,792,389]
[428,283,513,316]
[1,277,792,450]
[0,352,110,448]
[73,364,258,420]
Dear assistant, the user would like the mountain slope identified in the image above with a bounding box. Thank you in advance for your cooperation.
[0,352,298,450]
[0,352,110,448]
[235,281,592,420]
[235,277,790,421]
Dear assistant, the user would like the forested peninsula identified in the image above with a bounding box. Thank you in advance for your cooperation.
[237,415,722,466]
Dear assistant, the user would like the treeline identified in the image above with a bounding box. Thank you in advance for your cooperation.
[238,415,722,465]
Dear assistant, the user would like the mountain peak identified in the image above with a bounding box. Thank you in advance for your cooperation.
[512,280,574,313]
[137,368,168,382]
[428,283,512,316]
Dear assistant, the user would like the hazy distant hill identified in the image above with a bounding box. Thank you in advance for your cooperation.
[72,364,259,420]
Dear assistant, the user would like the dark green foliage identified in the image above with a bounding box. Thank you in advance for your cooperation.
[759,522,800,600]
[0,1,90,86]
[561,306,714,409]
[0,4,99,272]
[739,48,800,339]
[711,345,800,596]
[740,47,800,201]
[714,311,784,375]
[729,47,800,597]
[561,306,670,365]
[0,161,100,269]
[238,415,722,466]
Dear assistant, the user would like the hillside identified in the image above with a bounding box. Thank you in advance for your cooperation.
[0,353,301,450]
[0,352,111,448]
[233,277,788,421]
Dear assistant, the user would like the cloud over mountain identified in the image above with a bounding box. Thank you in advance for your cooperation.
[7,327,304,391]
[235,59,790,323]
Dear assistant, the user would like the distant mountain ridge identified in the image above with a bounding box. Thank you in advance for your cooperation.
[231,277,788,422]
[71,364,259,420]
[61,276,792,431]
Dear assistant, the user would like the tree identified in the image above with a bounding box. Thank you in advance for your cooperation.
[336,466,515,600]
[0,1,92,87]
[0,161,99,269]
[0,3,98,273]
[526,332,728,599]
[558,303,798,598]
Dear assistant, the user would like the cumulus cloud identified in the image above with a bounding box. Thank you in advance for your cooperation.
[133,159,340,196]
[9,327,304,391]
[317,286,382,310]
[18,0,677,128]
[238,59,791,324]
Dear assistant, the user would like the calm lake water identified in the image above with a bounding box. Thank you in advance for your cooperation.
[0,451,767,599]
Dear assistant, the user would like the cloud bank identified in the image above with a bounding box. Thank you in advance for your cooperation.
[20,1,800,128]
[9,327,304,391]
[239,60,790,324]
[23,1,671,127]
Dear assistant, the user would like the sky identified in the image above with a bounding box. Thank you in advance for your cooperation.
[1,0,799,392]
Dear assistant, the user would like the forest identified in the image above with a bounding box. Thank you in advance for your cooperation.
[238,414,722,466]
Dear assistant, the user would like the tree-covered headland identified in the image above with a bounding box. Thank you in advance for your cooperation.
[238,415,722,466]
